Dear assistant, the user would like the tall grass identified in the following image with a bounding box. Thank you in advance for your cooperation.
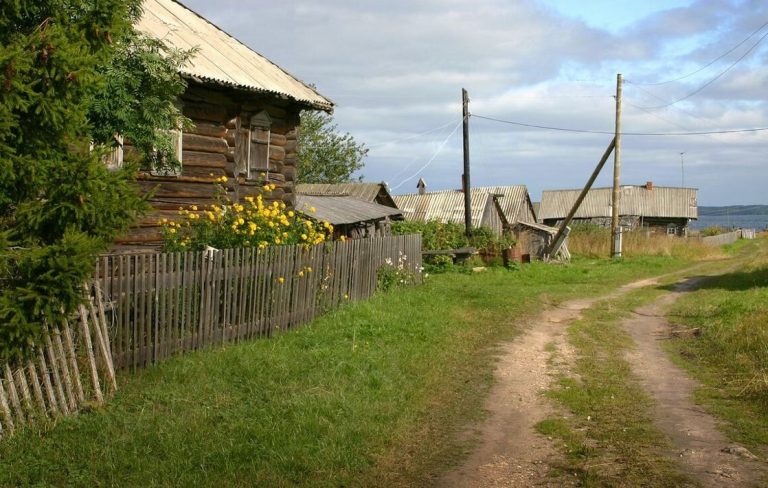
[567,224,720,259]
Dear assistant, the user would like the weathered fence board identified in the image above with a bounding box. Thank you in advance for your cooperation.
[94,235,421,371]
[0,287,116,438]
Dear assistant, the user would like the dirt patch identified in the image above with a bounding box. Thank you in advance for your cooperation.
[622,277,768,487]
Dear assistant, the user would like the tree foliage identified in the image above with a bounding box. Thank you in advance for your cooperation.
[0,0,186,360]
[297,110,367,184]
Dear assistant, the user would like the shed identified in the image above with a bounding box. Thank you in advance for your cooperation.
[511,221,570,261]
[116,0,334,247]
[473,185,537,229]
[539,184,698,236]
[295,195,403,239]
[393,189,505,235]
[296,183,398,208]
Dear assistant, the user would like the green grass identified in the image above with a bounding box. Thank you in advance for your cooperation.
[0,255,700,487]
[538,290,693,487]
[666,237,768,452]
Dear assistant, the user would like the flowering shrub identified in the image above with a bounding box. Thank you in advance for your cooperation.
[161,177,333,251]
[376,252,416,292]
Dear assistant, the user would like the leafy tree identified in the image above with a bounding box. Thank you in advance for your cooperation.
[0,0,186,360]
[297,110,367,183]
[88,30,192,170]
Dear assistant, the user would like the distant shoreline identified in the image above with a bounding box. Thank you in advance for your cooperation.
[699,205,768,216]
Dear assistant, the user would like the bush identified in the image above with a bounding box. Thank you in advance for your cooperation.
[391,220,515,271]
[161,179,334,251]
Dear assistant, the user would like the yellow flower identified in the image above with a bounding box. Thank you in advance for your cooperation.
[191,205,198,211]
[288,211,295,218]
[310,207,316,213]
[298,271,304,277]
[301,234,307,240]
[277,276,285,284]
[339,235,346,241]
[168,228,176,234]
[306,267,312,273]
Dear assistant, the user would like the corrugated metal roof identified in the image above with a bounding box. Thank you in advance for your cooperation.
[137,0,333,111]
[539,186,698,220]
[393,189,493,228]
[473,185,534,225]
[296,183,395,207]
[295,195,402,225]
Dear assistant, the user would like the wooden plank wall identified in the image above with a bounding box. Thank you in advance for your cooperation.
[0,285,117,439]
[95,235,422,371]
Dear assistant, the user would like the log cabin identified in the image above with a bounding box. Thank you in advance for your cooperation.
[116,0,333,247]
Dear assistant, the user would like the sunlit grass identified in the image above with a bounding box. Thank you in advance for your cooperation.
[0,256,702,487]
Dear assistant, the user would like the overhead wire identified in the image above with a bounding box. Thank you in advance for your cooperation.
[628,28,768,109]
[390,118,464,191]
[384,119,462,184]
[630,20,768,86]
[471,113,768,136]
[367,119,459,149]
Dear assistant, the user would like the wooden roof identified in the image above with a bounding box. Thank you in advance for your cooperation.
[539,186,698,220]
[295,195,403,225]
[137,0,333,111]
[296,183,398,208]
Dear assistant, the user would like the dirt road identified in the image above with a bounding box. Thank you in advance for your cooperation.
[438,274,768,487]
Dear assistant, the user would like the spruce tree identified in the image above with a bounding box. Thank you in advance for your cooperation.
[0,0,186,360]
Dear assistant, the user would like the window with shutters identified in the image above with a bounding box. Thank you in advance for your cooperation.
[235,110,272,180]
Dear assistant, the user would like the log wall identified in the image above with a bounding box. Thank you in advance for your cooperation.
[116,83,303,248]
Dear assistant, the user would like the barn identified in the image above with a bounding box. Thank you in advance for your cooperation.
[539,183,698,236]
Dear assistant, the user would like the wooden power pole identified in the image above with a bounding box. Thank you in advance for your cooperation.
[611,73,623,258]
[462,88,472,237]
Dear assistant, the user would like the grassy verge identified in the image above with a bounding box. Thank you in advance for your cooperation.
[537,289,693,487]
[665,236,768,452]
[0,256,698,487]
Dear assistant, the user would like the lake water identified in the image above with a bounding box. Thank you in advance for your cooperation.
[691,215,768,230]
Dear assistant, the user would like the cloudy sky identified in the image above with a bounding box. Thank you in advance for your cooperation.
[184,0,767,205]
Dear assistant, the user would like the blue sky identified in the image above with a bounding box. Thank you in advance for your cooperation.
[183,0,768,205]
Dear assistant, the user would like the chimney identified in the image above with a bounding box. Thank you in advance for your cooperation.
[646,181,653,191]
[417,177,427,195]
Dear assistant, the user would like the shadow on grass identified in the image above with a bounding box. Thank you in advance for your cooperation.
[658,267,768,293]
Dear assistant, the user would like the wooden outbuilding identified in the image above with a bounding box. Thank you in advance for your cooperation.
[296,183,398,209]
[393,189,506,235]
[295,194,403,239]
[539,183,698,236]
[116,0,333,247]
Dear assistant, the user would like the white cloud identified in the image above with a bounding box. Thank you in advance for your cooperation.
[182,0,768,204]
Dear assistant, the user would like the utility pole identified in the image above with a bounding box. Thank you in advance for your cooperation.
[462,88,472,237]
[611,73,623,258]
[680,152,685,187]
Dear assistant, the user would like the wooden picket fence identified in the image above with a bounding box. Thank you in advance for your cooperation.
[94,235,422,371]
[0,285,116,438]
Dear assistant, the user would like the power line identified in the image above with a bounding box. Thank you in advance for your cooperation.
[390,118,464,191]
[384,119,462,183]
[630,20,768,86]
[628,29,768,109]
[624,83,714,124]
[367,119,459,149]
[471,113,768,136]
